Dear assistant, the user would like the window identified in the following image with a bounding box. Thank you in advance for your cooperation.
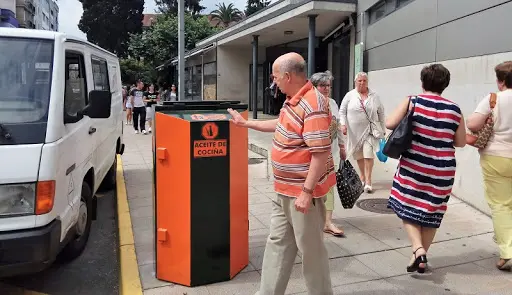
[369,0,414,24]
[64,52,88,117]
[0,37,53,124]
[109,65,119,93]
[397,0,413,7]
[203,62,217,100]
[91,57,110,91]
[369,1,386,23]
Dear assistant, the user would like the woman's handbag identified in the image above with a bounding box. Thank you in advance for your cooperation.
[382,97,417,159]
[466,93,497,149]
[336,160,364,209]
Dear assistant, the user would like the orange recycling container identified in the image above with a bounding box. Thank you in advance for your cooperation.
[152,101,249,287]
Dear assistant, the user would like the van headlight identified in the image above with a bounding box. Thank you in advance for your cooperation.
[0,183,36,216]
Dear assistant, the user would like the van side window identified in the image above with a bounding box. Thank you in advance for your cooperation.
[64,52,88,117]
[109,65,119,93]
[91,57,110,91]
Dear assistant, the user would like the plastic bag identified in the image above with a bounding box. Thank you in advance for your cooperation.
[376,138,388,163]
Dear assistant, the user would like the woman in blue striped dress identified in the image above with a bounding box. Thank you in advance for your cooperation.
[385,64,467,273]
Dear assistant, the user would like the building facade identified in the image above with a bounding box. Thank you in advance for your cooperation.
[358,0,512,215]
[160,0,512,214]
[13,0,58,30]
[34,0,58,31]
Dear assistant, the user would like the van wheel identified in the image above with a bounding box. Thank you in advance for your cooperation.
[61,182,93,261]
[100,155,117,191]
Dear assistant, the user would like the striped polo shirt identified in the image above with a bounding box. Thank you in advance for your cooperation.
[271,81,336,198]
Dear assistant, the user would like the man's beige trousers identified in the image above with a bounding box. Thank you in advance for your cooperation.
[258,194,333,295]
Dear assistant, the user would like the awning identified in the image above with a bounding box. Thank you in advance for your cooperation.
[155,42,217,70]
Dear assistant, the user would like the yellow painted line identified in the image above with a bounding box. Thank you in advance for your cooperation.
[117,155,143,295]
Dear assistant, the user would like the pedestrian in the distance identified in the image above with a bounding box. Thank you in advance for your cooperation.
[144,84,159,133]
[130,80,147,134]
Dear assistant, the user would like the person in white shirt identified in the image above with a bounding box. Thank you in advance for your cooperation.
[339,73,386,193]
[130,80,147,134]
[311,71,345,236]
[467,61,512,271]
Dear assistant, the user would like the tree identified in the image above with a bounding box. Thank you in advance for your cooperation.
[127,14,219,69]
[120,58,157,85]
[210,3,244,28]
[154,0,205,16]
[78,0,144,57]
[245,0,271,17]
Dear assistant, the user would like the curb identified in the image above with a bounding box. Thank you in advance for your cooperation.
[116,155,143,295]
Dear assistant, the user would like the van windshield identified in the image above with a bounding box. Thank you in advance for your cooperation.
[0,37,53,124]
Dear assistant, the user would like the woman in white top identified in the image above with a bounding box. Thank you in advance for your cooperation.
[310,71,345,236]
[339,72,386,193]
[169,84,177,101]
[467,61,512,271]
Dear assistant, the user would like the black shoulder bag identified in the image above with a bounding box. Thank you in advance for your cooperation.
[382,97,417,159]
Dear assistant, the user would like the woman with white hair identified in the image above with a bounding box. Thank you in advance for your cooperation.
[310,71,345,236]
[339,72,386,193]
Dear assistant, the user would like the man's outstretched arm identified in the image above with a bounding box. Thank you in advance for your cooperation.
[228,108,278,133]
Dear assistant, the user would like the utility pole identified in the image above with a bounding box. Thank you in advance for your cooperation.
[178,0,185,101]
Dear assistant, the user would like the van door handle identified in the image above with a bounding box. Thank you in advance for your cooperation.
[89,127,97,134]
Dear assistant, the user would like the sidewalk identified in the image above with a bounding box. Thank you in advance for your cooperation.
[120,124,512,295]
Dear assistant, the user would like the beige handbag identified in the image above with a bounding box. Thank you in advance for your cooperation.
[466,93,497,149]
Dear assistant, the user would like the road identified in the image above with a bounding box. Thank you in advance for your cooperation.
[0,189,119,295]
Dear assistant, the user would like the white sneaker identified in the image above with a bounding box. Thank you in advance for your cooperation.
[364,184,373,193]
[142,130,147,135]
[135,130,139,134]
[148,127,152,133]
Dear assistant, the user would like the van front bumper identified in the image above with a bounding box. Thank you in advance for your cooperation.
[0,219,61,278]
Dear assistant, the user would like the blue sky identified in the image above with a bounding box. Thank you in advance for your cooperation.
[58,0,251,38]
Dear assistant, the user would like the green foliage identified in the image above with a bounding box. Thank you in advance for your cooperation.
[154,0,205,15]
[78,0,144,57]
[119,58,157,85]
[127,14,219,67]
[245,0,271,17]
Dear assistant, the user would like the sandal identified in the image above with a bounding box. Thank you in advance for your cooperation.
[497,259,512,271]
[407,247,428,273]
[323,224,345,237]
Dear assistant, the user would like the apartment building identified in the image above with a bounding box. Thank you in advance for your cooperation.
[9,0,57,30]
[34,0,58,31]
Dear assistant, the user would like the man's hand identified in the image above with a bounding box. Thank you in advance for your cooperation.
[294,191,313,214]
[228,108,247,127]
[340,125,347,135]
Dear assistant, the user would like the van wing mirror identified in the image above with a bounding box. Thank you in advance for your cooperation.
[83,90,111,119]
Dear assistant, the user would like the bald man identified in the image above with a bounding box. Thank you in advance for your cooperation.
[228,52,335,295]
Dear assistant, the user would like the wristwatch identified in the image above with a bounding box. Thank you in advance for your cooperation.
[302,186,314,195]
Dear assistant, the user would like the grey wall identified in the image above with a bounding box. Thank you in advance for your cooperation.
[358,0,512,71]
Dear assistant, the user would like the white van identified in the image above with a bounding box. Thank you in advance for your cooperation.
[0,28,124,276]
